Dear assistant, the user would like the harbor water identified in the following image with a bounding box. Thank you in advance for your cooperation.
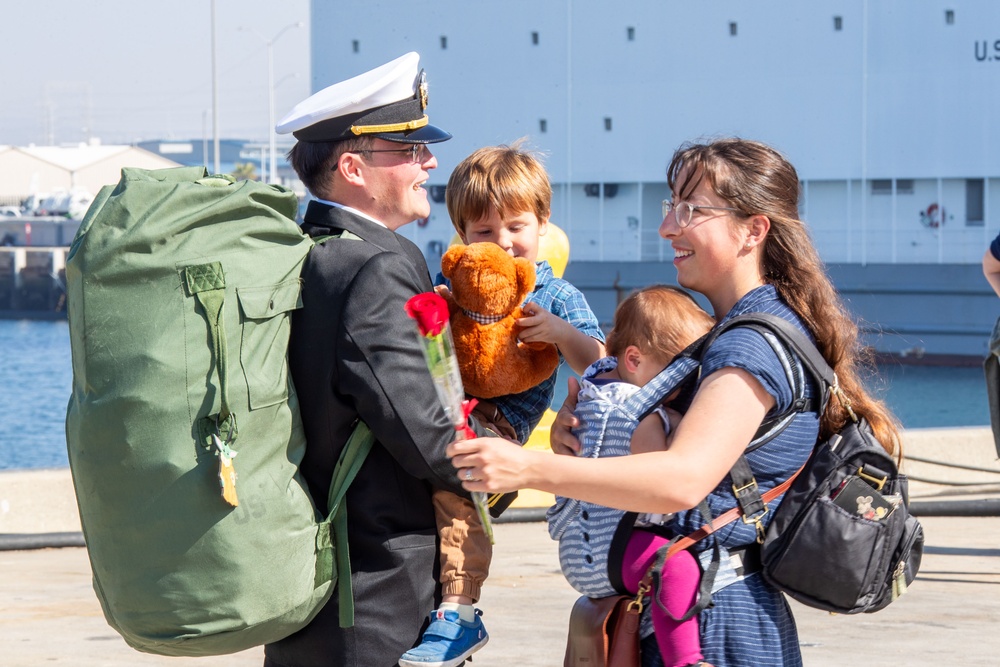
[0,319,992,471]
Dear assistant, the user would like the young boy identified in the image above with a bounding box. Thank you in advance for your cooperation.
[547,285,715,667]
[399,143,605,667]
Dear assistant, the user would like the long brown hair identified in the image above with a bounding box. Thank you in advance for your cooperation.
[666,138,902,458]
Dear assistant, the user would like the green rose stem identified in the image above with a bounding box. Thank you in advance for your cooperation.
[406,293,495,544]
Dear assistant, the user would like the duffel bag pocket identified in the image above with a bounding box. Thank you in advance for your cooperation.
[237,279,303,409]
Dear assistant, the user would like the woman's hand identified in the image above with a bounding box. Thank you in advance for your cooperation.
[447,436,534,494]
[550,376,582,456]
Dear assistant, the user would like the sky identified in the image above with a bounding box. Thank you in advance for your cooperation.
[1,0,311,147]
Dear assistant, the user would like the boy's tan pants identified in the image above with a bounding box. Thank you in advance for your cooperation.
[432,488,492,601]
[433,399,518,601]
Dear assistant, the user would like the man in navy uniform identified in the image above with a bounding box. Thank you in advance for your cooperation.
[266,53,487,667]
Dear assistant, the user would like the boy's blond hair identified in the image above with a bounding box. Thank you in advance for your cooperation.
[605,285,715,367]
[445,140,551,235]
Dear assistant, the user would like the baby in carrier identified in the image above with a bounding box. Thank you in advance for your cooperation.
[547,285,715,667]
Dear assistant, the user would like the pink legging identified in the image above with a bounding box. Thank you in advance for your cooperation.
[621,529,704,667]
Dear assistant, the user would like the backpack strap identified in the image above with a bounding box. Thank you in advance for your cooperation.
[315,419,375,628]
[313,229,363,245]
[723,313,835,396]
[307,228,376,627]
[712,313,836,542]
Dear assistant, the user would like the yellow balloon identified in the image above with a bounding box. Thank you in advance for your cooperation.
[538,222,570,278]
[447,221,571,279]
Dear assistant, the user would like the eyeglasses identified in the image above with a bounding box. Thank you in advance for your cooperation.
[358,143,430,163]
[662,200,742,228]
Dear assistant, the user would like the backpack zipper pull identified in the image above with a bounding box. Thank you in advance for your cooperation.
[891,560,908,600]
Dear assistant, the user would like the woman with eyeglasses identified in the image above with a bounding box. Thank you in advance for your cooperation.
[448,138,901,666]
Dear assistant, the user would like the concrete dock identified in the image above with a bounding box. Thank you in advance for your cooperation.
[2,426,999,666]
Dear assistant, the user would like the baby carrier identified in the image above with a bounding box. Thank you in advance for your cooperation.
[572,312,921,615]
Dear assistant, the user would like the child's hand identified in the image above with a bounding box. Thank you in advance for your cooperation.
[516,303,569,346]
[517,303,605,376]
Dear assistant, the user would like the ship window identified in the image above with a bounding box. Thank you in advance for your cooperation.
[539,119,548,133]
[532,31,539,45]
[604,117,613,131]
[872,179,914,195]
[352,40,359,53]
[966,178,984,225]
[871,180,892,195]
[627,26,635,41]
[834,16,843,31]
[945,10,955,25]
[440,36,448,50]
[729,22,738,36]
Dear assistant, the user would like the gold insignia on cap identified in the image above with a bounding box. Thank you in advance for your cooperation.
[418,70,428,110]
[350,115,430,136]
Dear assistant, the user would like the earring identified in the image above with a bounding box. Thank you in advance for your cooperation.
[745,241,752,249]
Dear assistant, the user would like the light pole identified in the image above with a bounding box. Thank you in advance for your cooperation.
[240,21,303,184]
[211,0,220,174]
[271,72,299,183]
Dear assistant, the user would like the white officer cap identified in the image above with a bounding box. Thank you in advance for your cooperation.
[275,52,451,144]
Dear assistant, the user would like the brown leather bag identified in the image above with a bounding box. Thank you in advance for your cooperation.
[564,593,642,667]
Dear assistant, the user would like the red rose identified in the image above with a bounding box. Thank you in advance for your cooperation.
[405,292,450,336]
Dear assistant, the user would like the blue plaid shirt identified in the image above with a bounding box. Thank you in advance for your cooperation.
[437,260,604,443]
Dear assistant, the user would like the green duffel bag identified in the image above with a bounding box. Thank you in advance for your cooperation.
[64,166,371,656]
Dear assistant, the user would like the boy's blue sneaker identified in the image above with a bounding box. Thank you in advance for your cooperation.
[398,608,489,667]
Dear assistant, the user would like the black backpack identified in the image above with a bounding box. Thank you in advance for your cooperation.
[608,312,924,616]
[732,313,924,613]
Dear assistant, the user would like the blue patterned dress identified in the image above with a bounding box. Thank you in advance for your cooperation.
[643,285,818,667]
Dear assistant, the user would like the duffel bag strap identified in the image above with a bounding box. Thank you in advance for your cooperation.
[316,420,375,628]
[184,262,236,436]
[185,262,243,507]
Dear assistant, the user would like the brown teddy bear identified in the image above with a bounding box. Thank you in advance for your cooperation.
[440,242,559,400]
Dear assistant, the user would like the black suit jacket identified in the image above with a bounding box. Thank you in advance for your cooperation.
[264,202,483,667]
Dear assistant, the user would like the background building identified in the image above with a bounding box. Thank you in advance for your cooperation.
[307,0,1000,359]
[0,142,180,211]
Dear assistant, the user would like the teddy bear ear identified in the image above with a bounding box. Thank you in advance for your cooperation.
[441,245,464,279]
[513,257,537,294]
